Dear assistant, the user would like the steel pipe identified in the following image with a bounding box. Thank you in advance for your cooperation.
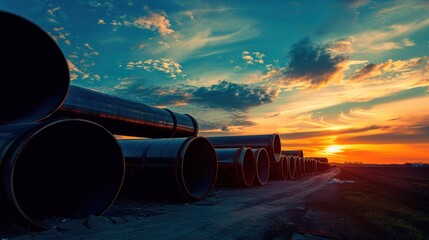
[288,156,297,180]
[51,86,199,138]
[283,150,305,177]
[0,11,198,138]
[215,147,256,187]
[119,137,217,200]
[207,134,281,163]
[270,155,288,180]
[0,119,125,229]
[252,148,270,186]
[0,11,69,123]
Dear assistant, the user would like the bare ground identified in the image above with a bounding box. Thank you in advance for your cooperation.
[2,168,341,240]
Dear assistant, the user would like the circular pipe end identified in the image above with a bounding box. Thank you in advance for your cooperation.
[271,134,281,163]
[237,147,256,187]
[280,155,289,180]
[9,119,124,229]
[253,148,270,186]
[180,137,217,200]
[0,11,69,123]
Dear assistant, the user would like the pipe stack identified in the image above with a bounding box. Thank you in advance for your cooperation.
[1,10,332,231]
[0,11,214,229]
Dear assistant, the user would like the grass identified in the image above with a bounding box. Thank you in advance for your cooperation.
[336,167,429,240]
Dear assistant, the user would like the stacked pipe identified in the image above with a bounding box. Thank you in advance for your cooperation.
[1,10,333,231]
[207,134,280,186]
[0,11,214,229]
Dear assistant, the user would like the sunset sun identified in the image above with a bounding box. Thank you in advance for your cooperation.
[325,145,342,154]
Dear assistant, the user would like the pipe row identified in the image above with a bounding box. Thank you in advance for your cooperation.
[0,11,331,231]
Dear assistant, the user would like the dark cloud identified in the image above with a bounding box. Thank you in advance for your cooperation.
[198,115,255,131]
[283,37,349,89]
[114,79,278,110]
[337,125,429,144]
[191,80,279,110]
[114,80,191,106]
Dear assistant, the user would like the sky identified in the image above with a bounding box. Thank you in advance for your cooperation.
[1,0,429,164]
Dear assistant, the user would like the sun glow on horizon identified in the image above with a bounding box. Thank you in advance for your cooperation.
[325,145,343,154]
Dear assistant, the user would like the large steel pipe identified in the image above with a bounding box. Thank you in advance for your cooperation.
[252,148,270,186]
[0,11,69,123]
[288,156,297,180]
[207,134,281,163]
[270,155,288,180]
[0,119,125,229]
[216,147,256,187]
[119,137,217,200]
[51,86,199,138]
[283,150,305,177]
[0,11,198,138]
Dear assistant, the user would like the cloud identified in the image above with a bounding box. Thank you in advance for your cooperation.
[401,38,415,47]
[279,125,383,140]
[114,78,278,110]
[242,51,265,64]
[192,80,279,110]
[338,0,370,9]
[282,37,349,89]
[347,18,429,52]
[337,125,429,144]
[125,58,184,79]
[98,19,106,24]
[114,80,191,106]
[133,12,176,37]
[350,58,426,82]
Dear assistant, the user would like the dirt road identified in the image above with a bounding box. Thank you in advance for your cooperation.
[6,168,339,239]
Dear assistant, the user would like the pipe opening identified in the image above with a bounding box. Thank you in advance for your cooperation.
[0,11,69,123]
[11,120,124,228]
[238,148,255,187]
[182,137,217,200]
[255,149,269,185]
[289,156,296,179]
[272,134,281,162]
[281,155,288,180]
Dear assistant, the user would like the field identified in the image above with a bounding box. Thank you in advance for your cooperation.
[1,165,428,239]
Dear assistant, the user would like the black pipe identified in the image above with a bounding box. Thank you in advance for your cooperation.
[207,134,281,163]
[288,156,297,180]
[0,11,199,138]
[119,137,217,200]
[281,155,289,180]
[270,155,288,180]
[215,147,256,187]
[283,150,305,177]
[252,148,270,186]
[0,11,69,123]
[0,119,125,229]
[51,86,199,138]
[282,150,304,158]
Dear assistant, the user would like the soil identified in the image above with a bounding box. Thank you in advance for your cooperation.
[3,166,427,239]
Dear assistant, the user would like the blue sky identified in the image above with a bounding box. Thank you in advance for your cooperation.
[2,0,429,163]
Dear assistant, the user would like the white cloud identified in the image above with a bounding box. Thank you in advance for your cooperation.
[98,19,106,25]
[401,38,415,47]
[133,12,176,37]
[242,51,265,64]
[125,58,184,79]
[347,18,429,52]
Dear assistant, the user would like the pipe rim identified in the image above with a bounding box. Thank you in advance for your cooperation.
[178,137,217,200]
[0,11,69,123]
[237,147,256,187]
[270,134,281,163]
[280,155,288,180]
[254,148,270,185]
[7,119,124,229]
